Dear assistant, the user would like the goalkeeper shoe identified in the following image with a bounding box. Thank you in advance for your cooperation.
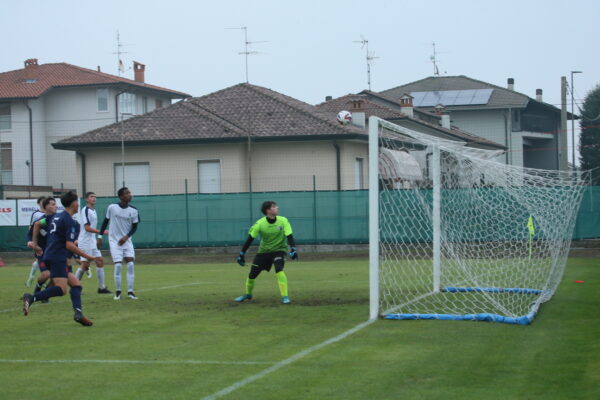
[74,310,93,327]
[281,296,291,305]
[234,294,253,302]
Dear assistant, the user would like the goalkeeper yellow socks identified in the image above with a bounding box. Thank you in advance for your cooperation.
[276,271,288,297]
[245,278,255,295]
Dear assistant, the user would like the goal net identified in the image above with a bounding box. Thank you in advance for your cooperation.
[368,117,587,324]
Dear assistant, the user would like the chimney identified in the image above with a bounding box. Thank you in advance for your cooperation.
[133,61,145,83]
[325,95,332,101]
[434,104,445,115]
[536,89,543,102]
[507,78,514,91]
[23,58,39,82]
[97,66,101,72]
[441,113,451,129]
[399,94,414,118]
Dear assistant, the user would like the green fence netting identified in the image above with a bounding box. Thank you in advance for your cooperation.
[1,187,598,252]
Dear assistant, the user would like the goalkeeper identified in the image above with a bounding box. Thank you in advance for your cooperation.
[234,201,297,304]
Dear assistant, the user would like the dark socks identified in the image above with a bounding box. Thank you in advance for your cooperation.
[33,285,63,302]
[70,285,83,311]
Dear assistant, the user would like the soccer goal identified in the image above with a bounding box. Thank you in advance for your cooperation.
[368,116,587,324]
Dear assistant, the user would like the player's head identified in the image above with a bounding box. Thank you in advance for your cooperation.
[60,190,79,212]
[118,187,132,203]
[42,197,56,214]
[261,201,279,216]
[36,196,46,208]
[85,191,96,206]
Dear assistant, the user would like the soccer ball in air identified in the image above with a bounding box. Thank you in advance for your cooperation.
[336,110,352,125]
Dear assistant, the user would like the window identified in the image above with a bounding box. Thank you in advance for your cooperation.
[97,88,108,112]
[119,92,136,115]
[155,99,163,109]
[512,110,521,131]
[198,160,221,193]
[0,103,11,130]
[0,142,12,184]
[114,162,150,195]
[142,96,148,114]
[355,158,364,189]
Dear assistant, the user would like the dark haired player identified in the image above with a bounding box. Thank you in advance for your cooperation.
[23,191,95,326]
[234,201,298,304]
[76,192,111,294]
[25,196,47,286]
[26,197,57,300]
[99,187,140,300]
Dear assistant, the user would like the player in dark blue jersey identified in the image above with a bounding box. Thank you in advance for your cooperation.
[23,191,95,326]
[25,196,47,287]
[26,197,57,300]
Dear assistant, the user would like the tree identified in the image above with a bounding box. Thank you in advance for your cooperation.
[579,83,600,185]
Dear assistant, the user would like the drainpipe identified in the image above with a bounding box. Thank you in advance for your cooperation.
[77,151,86,194]
[333,142,341,190]
[503,109,510,164]
[24,101,34,185]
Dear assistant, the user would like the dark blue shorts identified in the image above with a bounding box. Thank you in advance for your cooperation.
[46,260,70,278]
[35,255,48,272]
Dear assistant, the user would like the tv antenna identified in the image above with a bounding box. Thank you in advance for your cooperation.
[112,30,133,76]
[430,42,441,76]
[353,35,379,91]
[226,26,267,83]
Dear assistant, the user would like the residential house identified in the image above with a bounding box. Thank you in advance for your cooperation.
[378,76,567,169]
[54,83,505,197]
[0,59,190,197]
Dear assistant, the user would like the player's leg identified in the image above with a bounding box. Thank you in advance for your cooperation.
[67,272,92,326]
[33,261,51,303]
[75,259,90,280]
[273,252,290,304]
[235,253,268,302]
[124,241,137,299]
[110,240,123,300]
[95,255,111,293]
[22,263,68,316]
[26,259,38,287]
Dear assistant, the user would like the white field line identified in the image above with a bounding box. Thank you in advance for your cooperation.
[0,359,272,366]
[201,319,375,400]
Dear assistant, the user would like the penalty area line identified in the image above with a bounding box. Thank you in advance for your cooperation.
[201,319,375,400]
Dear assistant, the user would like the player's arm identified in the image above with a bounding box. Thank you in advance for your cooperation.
[66,241,94,261]
[287,234,298,260]
[99,217,109,236]
[236,235,254,266]
[31,220,45,256]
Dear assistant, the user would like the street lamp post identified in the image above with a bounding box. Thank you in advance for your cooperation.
[571,70,582,169]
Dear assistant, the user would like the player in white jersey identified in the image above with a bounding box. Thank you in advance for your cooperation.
[25,196,47,287]
[99,187,139,300]
[76,192,111,294]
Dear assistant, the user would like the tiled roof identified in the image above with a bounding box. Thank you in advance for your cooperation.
[54,83,373,148]
[379,75,534,110]
[0,62,190,99]
[316,93,505,150]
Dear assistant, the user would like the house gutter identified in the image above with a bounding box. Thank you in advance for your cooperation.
[333,142,341,190]
[24,101,34,185]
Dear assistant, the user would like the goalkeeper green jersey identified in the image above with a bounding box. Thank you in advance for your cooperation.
[249,216,293,254]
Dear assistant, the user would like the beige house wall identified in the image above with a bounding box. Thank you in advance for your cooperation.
[75,139,370,196]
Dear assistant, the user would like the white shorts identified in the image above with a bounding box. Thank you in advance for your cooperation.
[109,239,135,263]
[80,248,102,262]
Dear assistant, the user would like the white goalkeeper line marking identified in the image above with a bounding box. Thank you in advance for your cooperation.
[201,319,375,400]
[0,359,273,366]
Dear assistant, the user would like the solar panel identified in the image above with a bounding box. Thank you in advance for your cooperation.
[410,89,493,107]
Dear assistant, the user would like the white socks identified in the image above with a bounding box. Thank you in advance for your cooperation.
[126,262,135,292]
[30,261,38,277]
[75,267,84,280]
[114,263,122,290]
[97,267,105,289]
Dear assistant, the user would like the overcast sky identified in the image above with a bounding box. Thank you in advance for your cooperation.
[3,0,598,131]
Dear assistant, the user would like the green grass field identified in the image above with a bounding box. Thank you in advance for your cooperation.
[0,257,598,400]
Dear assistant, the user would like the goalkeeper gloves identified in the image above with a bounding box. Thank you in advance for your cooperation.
[288,247,298,260]
[236,251,246,266]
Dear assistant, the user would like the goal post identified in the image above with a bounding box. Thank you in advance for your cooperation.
[368,116,587,324]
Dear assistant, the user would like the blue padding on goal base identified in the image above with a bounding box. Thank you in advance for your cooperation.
[384,311,536,325]
[443,287,543,295]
